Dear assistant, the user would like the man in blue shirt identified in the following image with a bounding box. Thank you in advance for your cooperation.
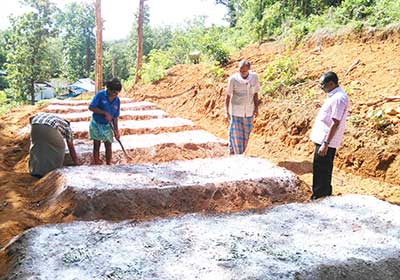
[88,78,122,165]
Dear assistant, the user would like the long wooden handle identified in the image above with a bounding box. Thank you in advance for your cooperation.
[109,121,131,160]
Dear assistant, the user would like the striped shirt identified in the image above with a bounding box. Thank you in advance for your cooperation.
[310,87,349,148]
[31,113,73,141]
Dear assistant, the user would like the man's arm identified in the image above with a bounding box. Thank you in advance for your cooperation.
[318,118,340,156]
[66,140,80,165]
[253,92,259,117]
[89,107,112,122]
[225,94,231,119]
[225,77,234,119]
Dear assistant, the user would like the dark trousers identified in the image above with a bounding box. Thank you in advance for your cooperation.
[312,143,336,199]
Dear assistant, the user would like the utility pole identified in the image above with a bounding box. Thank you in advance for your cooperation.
[95,0,103,93]
[135,0,145,83]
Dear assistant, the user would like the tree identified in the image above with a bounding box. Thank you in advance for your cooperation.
[215,0,241,27]
[103,40,131,81]
[0,31,10,90]
[6,0,56,104]
[135,0,146,83]
[128,4,170,68]
[47,37,63,78]
[57,1,95,82]
[95,0,103,92]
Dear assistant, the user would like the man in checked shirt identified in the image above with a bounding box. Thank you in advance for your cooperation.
[29,112,80,178]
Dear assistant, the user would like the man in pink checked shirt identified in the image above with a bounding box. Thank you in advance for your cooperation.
[310,71,349,200]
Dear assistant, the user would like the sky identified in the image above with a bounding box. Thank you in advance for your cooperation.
[0,0,228,41]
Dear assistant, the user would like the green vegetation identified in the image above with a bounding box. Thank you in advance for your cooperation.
[207,62,226,81]
[261,56,298,96]
[218,0,400,43]
[140,49,174,84]
[367,109,394,134]
[56,1,95,82]
[6,0,57,104]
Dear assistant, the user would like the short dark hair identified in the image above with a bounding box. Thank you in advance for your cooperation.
[239,60,251,69]
[106,77,122,93]
[320,71,338,85]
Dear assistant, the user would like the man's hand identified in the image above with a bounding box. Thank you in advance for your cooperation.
[104,112,112,122]
[224,112,230,123]
[253,109,258,118]
[318,143,329,157]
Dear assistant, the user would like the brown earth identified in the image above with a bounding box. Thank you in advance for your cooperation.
[127,29,400,202]
[1,29,400,252]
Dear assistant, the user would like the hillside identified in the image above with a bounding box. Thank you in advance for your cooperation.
[127,29,400,203]
[0,28,399,251]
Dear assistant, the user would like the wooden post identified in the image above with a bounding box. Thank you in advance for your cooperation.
[95,0,103,93]
[135,0,145,83]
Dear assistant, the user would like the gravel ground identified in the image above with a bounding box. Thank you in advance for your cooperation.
[2,195,400,280]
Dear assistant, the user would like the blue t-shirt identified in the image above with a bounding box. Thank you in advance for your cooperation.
[89,90,120,124]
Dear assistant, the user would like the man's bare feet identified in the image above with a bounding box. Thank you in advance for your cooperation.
[94,159,103,165]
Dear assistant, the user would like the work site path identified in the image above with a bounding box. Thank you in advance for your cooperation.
[2,97,400,279]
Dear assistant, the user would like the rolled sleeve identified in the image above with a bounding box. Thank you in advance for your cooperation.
[64,126,73,141]
[89,93,100,108]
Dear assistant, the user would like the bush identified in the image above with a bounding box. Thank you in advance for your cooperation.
[368,0,400,26]
[205,42,230,66]
[0,89,19,116]
[207,62,225,81]
[335,0,375,22]
[261,56,298,95]
[367,109,393,133]
[141,49,174,84]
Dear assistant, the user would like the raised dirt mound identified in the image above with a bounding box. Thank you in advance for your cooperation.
[35,156,308,221]
[2,195,400,280]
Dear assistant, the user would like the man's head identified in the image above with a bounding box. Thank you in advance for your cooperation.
[238,60,251,79]
[319,71,339,93]
[106,77,122,97]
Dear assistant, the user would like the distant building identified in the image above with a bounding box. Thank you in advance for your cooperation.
[27,81,55,101]
[69,78,95,95]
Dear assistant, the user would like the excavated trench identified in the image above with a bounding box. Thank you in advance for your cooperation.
[49,97,135,106]
[55,109,167,122]
[2,99,399,279]
[67,130,228,165]
[2,195,400,280]
[69,117,199,138]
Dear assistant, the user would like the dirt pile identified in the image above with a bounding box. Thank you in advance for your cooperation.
[34,156,307,221]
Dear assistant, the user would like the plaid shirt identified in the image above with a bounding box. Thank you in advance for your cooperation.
[31,113,73,141]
